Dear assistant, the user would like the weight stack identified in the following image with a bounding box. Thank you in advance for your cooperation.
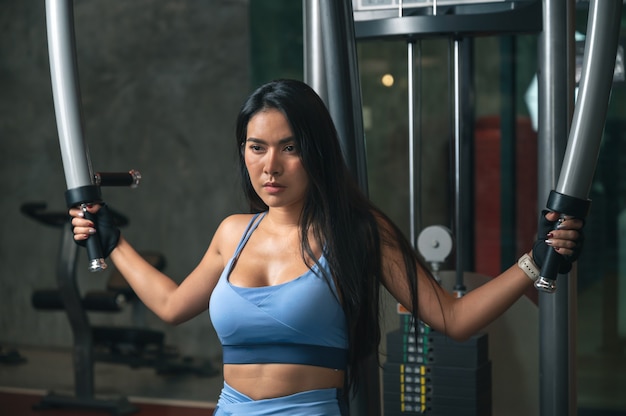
[383,314,492,415]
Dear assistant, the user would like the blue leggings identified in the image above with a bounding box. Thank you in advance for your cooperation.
[213,382,348,416]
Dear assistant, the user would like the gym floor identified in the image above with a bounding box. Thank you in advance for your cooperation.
[0,345,222,415]
[0,390,213,416]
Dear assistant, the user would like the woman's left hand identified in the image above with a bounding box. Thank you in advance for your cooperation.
[532,211,585,273]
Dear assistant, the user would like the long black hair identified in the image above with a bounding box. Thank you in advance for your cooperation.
[235,79,428,393]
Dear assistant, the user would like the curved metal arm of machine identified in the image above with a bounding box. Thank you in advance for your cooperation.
[46,0,140,272]
[534,0,622,293]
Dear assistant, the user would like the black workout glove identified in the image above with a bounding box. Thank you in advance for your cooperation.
[74,203,121,259]
[531,210,584,274]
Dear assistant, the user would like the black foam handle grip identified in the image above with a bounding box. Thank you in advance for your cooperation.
[534,221,563,293]
[94,170,141,188]
[534,191,591,292]
[82,204,107,272]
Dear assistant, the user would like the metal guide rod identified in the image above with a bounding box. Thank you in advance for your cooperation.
[408,40,417,246]
[452,37,466,296]
[403,0,415,247]
[535,0,622,293]
[416,41,423,237]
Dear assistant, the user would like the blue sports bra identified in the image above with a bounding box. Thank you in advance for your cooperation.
[209,212,348,370]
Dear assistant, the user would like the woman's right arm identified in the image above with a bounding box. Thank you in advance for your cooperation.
[108,236,224,324]
[70,205,240,325]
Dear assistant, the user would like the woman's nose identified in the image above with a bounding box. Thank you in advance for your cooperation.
[264,150,282,176]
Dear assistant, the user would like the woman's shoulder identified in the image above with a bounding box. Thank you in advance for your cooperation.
[211,213,259,256]
[218,213,258,235]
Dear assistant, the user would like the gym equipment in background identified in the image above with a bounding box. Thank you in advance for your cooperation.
[23,202,216,415]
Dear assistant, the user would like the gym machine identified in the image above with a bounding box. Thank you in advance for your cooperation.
[306,0,622,415]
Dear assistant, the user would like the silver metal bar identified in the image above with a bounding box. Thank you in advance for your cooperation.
[557,0,622,199]
[46,0,107,272]
[408,40,416,247]
[303,0,327,101]
[452,37,465,296]
[46,0,93,191]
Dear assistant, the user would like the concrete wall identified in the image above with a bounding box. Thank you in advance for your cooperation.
[0,0,251,360]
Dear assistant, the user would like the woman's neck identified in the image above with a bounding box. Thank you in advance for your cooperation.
[265,207,301,229]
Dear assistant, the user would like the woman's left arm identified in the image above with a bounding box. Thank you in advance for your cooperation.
[381,212,584,341]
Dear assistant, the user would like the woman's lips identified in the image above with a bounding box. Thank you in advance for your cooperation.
[263,182,285,194]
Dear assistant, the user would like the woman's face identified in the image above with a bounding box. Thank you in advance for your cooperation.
[244,109,309,211]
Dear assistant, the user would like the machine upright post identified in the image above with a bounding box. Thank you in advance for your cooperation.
[318,0,368,193]
[316,1,375,414]
[303,0,327,102]
[537,1,575,414]
[538,0,622,414]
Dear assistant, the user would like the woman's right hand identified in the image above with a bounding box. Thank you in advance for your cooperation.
[69,203,98,242]
[69,203,121,258]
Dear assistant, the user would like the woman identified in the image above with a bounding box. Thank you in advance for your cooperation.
[70,79,583,415]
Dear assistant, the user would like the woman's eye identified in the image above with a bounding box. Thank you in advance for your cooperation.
[284,145,297,153]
